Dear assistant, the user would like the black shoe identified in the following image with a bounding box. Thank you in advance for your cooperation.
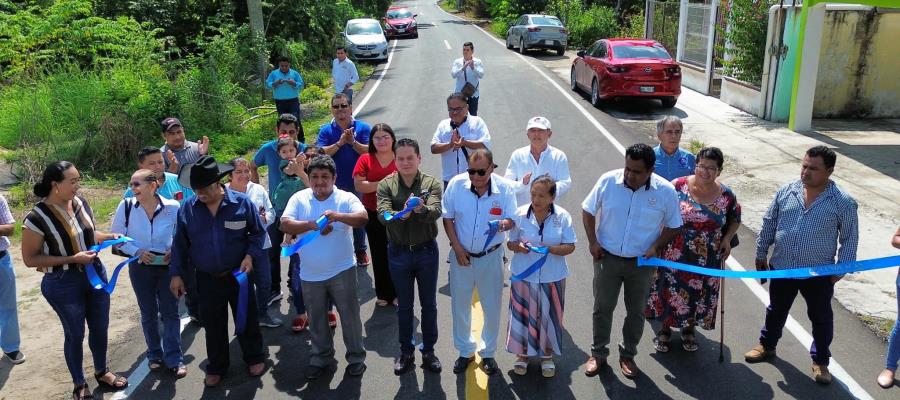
[394,354,415,375]
[480,358,499,375]
[346,362,367,376]
[305,365,327,380]
[453,356,474,374]
[422,352,442,373]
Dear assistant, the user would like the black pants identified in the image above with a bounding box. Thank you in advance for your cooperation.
[466,96,479,116]
[196,270,266,375]
[366,210,396,302]
[759,276,834,365]
[267,221,283,297]
[274,97,305,142]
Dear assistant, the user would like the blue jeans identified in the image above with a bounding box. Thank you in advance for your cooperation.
[886,271,900,370]
[252,252,272,314]
[0,253,21,353]
[336,184,367,253]
[388,240,439,355]
[342,88,354,105]
[288,254,305,314]
[129,263,182,368]
[41,266,110,385]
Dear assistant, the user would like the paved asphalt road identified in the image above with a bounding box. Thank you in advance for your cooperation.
[108,1,895,399]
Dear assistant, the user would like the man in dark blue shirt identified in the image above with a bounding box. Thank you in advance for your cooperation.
[169,156,268,387]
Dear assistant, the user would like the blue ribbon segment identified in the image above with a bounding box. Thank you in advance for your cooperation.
[382,197,422,221]
[233,269,249,336]
[89,236,133,252]
[638,255,900,279]
[483,220,500,252]
[510,244,550,281]
[280,215,330,257]
[85,237,139,294]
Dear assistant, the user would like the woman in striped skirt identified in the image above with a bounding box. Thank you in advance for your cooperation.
[505,176,576,377]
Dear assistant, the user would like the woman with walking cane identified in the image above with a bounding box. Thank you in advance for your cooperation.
[645,147,741,353]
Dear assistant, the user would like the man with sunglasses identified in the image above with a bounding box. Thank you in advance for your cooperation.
[442,148,516,376]
[431,92,491,189]
[317,94,371,267]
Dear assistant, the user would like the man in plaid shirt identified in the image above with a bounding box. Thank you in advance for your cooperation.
[744,146,859,385]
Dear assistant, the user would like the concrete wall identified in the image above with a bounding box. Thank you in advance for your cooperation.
[814,10,900,118]
[721,76,763,116]
[679,62,709,94]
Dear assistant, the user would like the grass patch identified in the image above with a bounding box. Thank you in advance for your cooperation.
[439,0,458,13]
[687,138,707,154]
[858,313,895,340]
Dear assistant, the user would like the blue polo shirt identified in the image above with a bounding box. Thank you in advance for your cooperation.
[123,172,194,203]
[653,145,696,182]
[316,119,371,189]
[169,187,267,277]
[265,68,304,100]
[252,139,306,197]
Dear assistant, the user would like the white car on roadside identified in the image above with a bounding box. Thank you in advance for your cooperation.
[342,18,389,62]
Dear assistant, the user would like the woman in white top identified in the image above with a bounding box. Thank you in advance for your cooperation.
[110,169,185,378]
[227,157,280,328]
[503,116,571,206]
[505,176,576,378]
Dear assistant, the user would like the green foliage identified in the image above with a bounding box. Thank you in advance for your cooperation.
[717,0,771,87]
[567,4,620,47]
[300,85,328,104]
[621,10,645,39]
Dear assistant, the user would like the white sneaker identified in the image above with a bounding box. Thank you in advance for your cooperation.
[4,351,25,364]
[258,313,283,328]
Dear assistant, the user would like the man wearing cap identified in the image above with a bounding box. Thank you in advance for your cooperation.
[280,155,369,379]
[503,117,572,206]
[431,92,491,189]
[251,113,307,306]
[442,148,516,376]
[159,117,209,175]
[266,56,306,142]
[169,156,268,387]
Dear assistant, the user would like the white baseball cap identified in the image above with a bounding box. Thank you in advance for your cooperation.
[526,116,551,130]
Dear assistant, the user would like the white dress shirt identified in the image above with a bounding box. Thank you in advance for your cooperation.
[110,195,180,256]
[282,188,365,282]
[431,116,492,181]
[442,174,518,253]
[227,181,274,249]
[451,57,484,97]
[503,144,572,205]
[332,58,359,94]
[581,169,682,258]
[508,204,576,283]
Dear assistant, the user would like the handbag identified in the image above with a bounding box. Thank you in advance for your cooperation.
[461,68,478,98]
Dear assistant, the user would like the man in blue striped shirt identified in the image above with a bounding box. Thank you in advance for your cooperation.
[744,146,859,385]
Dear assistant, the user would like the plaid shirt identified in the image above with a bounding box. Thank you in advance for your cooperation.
[0,194,13,252]
[756,180,858,269]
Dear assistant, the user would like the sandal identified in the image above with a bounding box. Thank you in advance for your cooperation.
[653,328,672,353]
[375,299,389,307]
[541,358,556,378]
[148,360,163,371]
[513,356,528,376]
[94,370,128,390]
[72,383,94,400]
[171,364,188,379]
[682,327,699,352]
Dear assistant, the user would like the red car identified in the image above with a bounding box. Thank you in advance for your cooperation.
[570,39,681,108]
[383,7,418,39]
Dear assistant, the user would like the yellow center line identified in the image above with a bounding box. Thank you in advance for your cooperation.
[465,289,490,400]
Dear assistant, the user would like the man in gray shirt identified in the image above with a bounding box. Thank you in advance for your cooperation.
[160,117,209,174]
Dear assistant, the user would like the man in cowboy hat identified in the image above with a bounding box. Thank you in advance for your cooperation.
[169,156,268,387]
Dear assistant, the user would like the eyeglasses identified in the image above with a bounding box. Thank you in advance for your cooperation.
[447,106,465,114]
[695,165,719,173]
[467,168,488,176]
[331,103,350,109]
[129,181,143,188]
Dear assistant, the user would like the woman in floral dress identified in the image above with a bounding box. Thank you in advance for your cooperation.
[645,147,741,352]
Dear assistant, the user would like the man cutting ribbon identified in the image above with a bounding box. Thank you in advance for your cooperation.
[169,156,268,387]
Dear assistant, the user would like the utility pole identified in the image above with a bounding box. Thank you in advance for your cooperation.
[247,0,267,101]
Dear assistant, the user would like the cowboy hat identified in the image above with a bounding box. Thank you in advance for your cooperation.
[178,155,233,190]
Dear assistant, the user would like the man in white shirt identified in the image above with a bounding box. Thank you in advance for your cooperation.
[442,149,517,376]
[581,143,682,379]
[332,47,359,104]
[450,42,484,115]
[503,116,572,206]
[280,155,369,380]
[431,93,491,188]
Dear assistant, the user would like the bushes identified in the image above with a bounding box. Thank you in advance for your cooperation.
[567,5,620,48]
[718,0,770,86]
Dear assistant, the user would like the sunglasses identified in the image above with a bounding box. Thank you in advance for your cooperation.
[129,177,156,188]
[466,168,488,176]
[331,103,351,109]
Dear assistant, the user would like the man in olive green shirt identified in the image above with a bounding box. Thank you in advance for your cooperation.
[376,138,443,375]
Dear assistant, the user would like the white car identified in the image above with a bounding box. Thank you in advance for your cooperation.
[342,19,389,62]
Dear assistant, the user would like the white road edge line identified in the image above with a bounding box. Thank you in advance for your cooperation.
[434,2,874,399]
[444,39,451,50]
[115,40,400,399]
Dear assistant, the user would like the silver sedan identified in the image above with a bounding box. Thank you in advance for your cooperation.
[505,14,568,56]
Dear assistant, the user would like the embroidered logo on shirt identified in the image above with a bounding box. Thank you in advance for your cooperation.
[490,201,502,216]
[678,156,688,167]
[648,197,657,207]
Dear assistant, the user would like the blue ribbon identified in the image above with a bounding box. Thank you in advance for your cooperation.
[233,269,249,336]
[638,255,900,279]
[382,197,423,221]
[280,215,330,257]
[510,244,550,281]
[84,237,139,294]
[482,220,500,252]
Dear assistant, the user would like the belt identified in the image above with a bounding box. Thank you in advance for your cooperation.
[43,264,84,273]
[468,243,502,259]
[603,248,637,261]
[390,240,435,253]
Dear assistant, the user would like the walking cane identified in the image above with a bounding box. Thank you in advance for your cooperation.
[718,259,726,363]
